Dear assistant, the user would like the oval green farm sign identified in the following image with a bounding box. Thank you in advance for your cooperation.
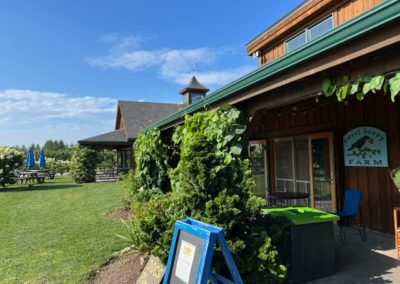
[343,126,388,167]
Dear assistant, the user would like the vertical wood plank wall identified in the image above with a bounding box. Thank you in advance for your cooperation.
[260,0,384,66]
[260,95,400,234]
[259,43,285,66]
[334,0,384,26]
[118,117,124,129]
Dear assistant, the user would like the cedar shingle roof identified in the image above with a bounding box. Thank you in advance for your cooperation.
[179,76,209,94]
[79,129,130,146]
[118,101,181,140]
[79,101,181,146]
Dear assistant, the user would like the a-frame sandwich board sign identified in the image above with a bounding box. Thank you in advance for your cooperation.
[163,218,243,284]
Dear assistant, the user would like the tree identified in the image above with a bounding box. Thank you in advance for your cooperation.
[70,145,97,183]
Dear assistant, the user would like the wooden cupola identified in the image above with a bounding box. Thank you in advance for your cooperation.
[179,76,209,106]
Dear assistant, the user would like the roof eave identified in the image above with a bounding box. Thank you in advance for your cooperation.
[245,0,312,50]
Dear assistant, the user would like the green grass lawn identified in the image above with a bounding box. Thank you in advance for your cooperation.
[0,177,128,283]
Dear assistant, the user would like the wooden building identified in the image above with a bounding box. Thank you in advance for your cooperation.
[79,101,180,173]
[145,0,400,234]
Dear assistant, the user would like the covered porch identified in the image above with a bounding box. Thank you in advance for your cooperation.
[78,129,133,174]
[242,31,400,234]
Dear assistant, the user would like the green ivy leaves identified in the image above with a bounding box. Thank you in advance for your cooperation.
[336,76,349,102]
[322,72,400,102]
[134,128,170,193]
[389,73,400,102]
[322,77,336,97]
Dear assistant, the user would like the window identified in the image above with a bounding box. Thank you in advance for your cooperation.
[183,94,189,105]
[191,93,204,103]
[286,31,307,53]
[285,15,334,54]
[309,16,334,41]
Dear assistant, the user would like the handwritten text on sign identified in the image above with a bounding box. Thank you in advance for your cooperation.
[343,126,388,167]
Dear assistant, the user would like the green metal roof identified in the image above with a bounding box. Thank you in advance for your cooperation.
[145,0,400,131]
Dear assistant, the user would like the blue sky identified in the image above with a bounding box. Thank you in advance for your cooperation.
[0,0,303,146]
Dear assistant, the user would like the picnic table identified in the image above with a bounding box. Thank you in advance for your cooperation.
[18,170,54,184]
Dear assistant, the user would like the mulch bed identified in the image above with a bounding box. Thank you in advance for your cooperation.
[105,208,131,221]
[93,209,144,283]
[90,251,148,284]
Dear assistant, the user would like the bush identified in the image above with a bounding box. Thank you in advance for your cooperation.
[0,147,24,187]
[128,106,289,283]
[70,145,97,183]
[119,170,140,209]
[97,149,116,171]
[45,157,71,175]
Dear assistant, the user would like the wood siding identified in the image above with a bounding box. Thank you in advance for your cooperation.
[259,43,285,65]
[334,0,384,26]
[256,0,384,66]
[248,94,400,234]
[241,41,400,234]
[247,0,334,55]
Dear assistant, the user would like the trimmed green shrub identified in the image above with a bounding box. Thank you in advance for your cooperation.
[128,106,289,283]
[70,145,97,183]
[0,147,24,187]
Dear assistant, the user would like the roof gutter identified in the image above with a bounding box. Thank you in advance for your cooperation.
[144,0,400,131]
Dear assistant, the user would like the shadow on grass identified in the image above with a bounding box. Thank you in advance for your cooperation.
[0,183,83,192]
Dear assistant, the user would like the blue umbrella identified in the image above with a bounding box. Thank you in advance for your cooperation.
[39,150,46,169]
[25,148,35,169]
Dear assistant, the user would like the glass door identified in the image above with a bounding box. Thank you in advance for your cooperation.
[249,141,268,198]
[274,138,295,192]
[274,137,310,194]
[309,132,336,212]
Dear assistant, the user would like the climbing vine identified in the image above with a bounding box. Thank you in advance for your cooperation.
[322,71,400,102]
[134,128,170,195]
[128,106,290,283]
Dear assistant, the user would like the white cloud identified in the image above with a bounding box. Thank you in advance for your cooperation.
[164,66,255,86]
[0,89,117,146]
[87,34,255,87]
[0,89,116,121]
[99,33,144,51]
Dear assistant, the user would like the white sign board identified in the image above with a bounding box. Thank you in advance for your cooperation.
[343,126,388,167]
[175,240,196,284]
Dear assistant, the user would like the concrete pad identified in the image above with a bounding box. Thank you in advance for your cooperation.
[305,227,400,284]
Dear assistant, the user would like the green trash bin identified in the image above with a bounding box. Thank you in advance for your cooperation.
[263,207,340,283]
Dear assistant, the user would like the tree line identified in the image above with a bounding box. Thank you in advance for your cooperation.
[15,140,74,161]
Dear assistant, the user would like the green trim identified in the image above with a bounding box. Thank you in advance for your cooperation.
[145,0,400,131]
[263,207,340,226]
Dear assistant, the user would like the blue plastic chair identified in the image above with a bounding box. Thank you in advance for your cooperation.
[336,190,366,243]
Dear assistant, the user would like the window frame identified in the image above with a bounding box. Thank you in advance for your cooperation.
[307,14,334,42]
[285,30,307,54]
[285,14,334,54]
